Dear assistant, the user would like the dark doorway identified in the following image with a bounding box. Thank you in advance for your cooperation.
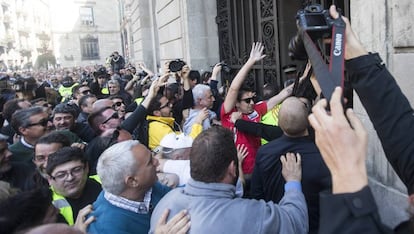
[216,0,350,96]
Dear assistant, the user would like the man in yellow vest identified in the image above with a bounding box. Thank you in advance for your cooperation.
[58,76,79,103]
[46,146,101,225]
[90,66,110,99]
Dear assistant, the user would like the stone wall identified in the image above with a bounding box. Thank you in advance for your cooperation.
[50,0,121,67]
[128,0,219,73]
[351,0,414,227]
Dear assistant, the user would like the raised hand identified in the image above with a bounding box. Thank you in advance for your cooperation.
[249,42,266,63]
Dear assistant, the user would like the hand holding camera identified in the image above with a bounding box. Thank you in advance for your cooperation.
[328,6,367,60]
[211,62,231,74]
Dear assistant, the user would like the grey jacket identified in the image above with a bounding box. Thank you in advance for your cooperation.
[150,179,308,234]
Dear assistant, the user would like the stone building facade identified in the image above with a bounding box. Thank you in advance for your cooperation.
[49,0,122,68]
[0,0,51,70]
[351,0,414,227]
[120,0,219,73]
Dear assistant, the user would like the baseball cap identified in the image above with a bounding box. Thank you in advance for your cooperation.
[159,133,193,150]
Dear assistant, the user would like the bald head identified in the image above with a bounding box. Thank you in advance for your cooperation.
[278,97,309,137]
[92,99,113,112]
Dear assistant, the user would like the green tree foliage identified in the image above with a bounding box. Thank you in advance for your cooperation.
[34,53,56,69]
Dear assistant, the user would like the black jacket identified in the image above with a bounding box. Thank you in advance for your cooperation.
[251,135,331,233]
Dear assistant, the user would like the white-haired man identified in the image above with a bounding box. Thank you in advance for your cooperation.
[88,140,173,234]
[183,84,216,135]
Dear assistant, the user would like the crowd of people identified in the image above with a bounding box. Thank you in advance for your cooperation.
[0,5,412,234]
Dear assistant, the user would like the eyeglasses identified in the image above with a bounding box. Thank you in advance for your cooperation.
[81,90,91,95]
[241,95,256,104]
[112,102,124,108]
[50,165,85,182]
[26,118,49,128]
[159,102,172,110]
[102,112,119,125]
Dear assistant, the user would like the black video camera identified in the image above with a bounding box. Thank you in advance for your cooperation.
[211,62,231,73]
[169,59,186,72]
[219,62,231,73]
[289,4,336,60]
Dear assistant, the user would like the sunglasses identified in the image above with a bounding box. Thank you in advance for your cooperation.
[241,95,256,104]
[26,118,49,128]
[81,90,91,95]
[159,102,173,110]
[102,112,119,125]
[112,102,124,108]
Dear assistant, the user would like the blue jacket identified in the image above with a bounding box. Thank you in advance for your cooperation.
[88,182,170,234]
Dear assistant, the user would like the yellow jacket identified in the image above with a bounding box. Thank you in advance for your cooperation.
[147,115,202,150]
[51,175,101,225]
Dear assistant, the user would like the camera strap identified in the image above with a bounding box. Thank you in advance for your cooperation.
[302,17,346,101]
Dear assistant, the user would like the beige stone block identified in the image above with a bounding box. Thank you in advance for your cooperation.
[156,0,174,12]
[156,0,180,28]
[351,0,388,59]
[392,53,414,106]
[159,39,183,60]
[392,1,414,47]
[158,19,182,44]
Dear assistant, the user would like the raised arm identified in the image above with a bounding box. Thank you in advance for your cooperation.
[141,73,168,109]
[138,62,155,78]
[267,62,312,110]
[223,42,266,114]
[266,85,293,110]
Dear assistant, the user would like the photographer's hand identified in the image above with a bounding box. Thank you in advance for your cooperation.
[329,5,368,60]
[212,63,222,79]
[308,87,368,194]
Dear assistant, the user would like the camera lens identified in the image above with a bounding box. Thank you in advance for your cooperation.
[169,60,185,72]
